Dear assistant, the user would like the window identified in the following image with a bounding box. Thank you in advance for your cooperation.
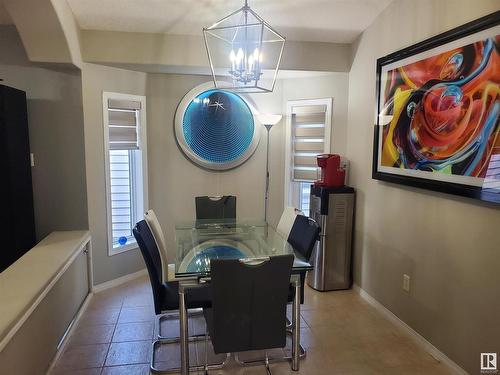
[284,98,332,217]
[299,182,312,217]
[103,92,148,255]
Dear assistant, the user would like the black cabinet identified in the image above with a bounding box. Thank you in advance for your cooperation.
[0,84,36,272]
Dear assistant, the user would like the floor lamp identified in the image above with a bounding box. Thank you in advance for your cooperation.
[258,114,283,223]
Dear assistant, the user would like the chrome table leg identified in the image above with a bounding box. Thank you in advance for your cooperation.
[179,284,189,375]
[291,276,301,371]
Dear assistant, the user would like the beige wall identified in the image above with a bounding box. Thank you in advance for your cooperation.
[0,2,12,24]
[81,30,352,75]
[81,63,148,284]
[346,0,500,373]
[0,25,88,241]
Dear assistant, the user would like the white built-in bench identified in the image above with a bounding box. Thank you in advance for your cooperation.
[0,231,92,375]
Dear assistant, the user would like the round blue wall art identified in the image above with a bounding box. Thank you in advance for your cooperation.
[175,83,260,170]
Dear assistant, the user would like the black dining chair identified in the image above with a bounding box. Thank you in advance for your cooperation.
[275,211,320,361]
[202,255,294,375]
[133,220,223,373]
[195,195,236,221]
[133,220,212,316]
[288,214,321,262]
[281,212,321,305]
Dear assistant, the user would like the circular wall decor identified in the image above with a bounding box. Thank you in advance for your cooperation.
[178,239,254,274]
[175,82,260,170]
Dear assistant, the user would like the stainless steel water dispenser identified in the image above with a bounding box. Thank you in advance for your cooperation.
[307,185,355,291]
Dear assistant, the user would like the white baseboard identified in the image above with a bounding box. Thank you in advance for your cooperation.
[92,268,148,293]
[352,284,468,375]
[46,293,93,374]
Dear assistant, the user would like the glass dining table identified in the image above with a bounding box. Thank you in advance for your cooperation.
[174,219,312,374]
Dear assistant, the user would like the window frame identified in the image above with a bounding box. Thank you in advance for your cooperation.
[284,98,333,210]
[102,92,148,256]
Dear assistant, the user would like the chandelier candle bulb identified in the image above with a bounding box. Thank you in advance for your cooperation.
[248,55,254,72]
[229,50,236,72]
[253,48,259,60]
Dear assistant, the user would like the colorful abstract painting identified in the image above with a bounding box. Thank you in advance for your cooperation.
[373,14,500,203]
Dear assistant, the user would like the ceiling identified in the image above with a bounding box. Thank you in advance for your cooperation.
[66,0,395,43]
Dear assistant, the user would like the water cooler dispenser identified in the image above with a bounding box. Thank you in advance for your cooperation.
[306,154,355,291]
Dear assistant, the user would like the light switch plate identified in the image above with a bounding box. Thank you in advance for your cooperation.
[403,274,410,293]
[30,153,35,167]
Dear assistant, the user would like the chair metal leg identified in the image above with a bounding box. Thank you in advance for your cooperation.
[157,309,204,341]
[151,339,231,374]
[234,353,288,367]
[265,352,272,375]
[286,324,308,358]
[234,315,307,368]
[233,342,306,368]
[283,343,307,360]
[291,278,301,371]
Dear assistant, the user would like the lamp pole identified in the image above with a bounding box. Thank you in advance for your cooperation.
[264,124,272,223]
[259,114,282,224]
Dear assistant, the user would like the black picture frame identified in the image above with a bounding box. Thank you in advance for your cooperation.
[372,11,500,204]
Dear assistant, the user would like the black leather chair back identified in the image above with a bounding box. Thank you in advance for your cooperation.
[288,215,320,261]
[133,220,163,314]
[195,196,236,221]
[207,255,293,354]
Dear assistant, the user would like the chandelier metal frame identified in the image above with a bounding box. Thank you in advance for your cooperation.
[203,0,286,93]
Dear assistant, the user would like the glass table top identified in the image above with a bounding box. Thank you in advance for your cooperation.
[174,219,312,278]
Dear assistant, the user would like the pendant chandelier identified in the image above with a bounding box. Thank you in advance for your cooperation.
[203,0,285,93]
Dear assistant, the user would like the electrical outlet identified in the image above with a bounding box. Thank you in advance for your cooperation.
[403,274,411,293]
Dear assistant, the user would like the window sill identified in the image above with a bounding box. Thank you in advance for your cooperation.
[109,242,138,256]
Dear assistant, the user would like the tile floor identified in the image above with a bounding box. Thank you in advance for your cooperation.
[49,275,452,375]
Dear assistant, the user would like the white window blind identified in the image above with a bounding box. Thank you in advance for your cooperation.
[107,99,141,150]
[292,104,328,181]
[109,150,134,241]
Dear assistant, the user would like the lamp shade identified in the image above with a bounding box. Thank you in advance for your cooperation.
[258,114,282,126]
